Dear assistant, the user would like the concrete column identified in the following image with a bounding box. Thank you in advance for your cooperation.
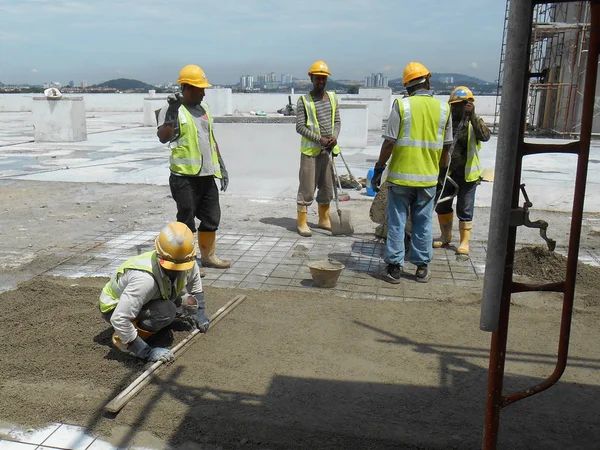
[340,96,383,130]
[32,96,87,142]
[359,87,392,116]
[338,104,368,149]
[143,97,168,127]
[203,88,233,116]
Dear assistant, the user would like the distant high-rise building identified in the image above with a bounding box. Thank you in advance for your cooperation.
[240,75,254,89]
[280,73,293,85]
[365,73,388,88]
[81,80,88,88]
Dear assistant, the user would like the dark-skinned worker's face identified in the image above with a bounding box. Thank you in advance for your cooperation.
[311,75,327,91]
[451,101,466,119]
[183,85,205,104]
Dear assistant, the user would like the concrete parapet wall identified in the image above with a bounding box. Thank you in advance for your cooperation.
[339,96,383,130]
[338,104,368,149]
[32,96,87,142]
[359,88,392,116]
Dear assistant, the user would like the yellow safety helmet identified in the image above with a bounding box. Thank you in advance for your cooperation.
[155,222,196,271]
[402,62,431,87]
[308,60,331,77]
[449,86,475,104]
[177,65,212,88]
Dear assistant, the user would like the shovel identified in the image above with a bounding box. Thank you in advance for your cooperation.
[329,154,354,235]
[338,152,363,190]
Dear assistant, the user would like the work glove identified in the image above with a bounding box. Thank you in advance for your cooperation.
[127,336,174,363]
[190,292,210,333]
[371,162,386,193]
[218,154,229,192]
[164,92,183,125]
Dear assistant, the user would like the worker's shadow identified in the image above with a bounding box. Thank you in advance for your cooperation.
[259,217,298,233]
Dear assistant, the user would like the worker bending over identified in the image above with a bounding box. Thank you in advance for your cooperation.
[99,222,210,362]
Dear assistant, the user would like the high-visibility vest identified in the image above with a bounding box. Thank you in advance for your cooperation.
[99,251,186,313]
[169,104,222,178]
[387,96,450,188]
[300,92,340,156]
[464,122,483,182]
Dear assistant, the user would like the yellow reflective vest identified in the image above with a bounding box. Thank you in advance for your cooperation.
[169,104,222,178]
[99,251,186,313]
[464,123,483,182]
[387,95,450,188]
[300,92,340,156]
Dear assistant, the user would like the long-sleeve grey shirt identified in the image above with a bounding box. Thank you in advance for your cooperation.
[296,92,341,148]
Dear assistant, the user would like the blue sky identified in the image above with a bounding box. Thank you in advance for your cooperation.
[0,0,507,86]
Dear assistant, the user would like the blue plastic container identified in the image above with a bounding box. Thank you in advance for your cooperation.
[366,168,376,197]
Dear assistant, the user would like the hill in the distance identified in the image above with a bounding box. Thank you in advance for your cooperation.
[389,73,492,87]
[90,78,155,91]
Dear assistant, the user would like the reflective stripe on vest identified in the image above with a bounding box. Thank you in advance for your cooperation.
[169,103,222,178]
[464,123,483,182]
[300,91,340,156]
[99,251,186,313]
[387,96,449,187]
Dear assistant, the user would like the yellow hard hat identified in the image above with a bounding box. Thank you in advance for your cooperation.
[308,60,331,77]
[155,222,196,271]
[177,65,212,88]
[402,62,430,87]
[449,86,475,104]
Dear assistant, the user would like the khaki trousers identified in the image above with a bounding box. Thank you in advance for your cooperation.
[296,152,333,206]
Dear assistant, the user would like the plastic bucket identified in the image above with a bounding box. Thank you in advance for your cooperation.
[307,260,345,288]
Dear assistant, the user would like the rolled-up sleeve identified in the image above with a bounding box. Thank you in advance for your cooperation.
[186,263,203,295]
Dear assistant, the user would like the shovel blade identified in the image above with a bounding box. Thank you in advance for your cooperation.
[330,208,354,235]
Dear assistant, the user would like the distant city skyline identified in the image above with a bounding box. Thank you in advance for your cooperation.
[0,0,506,86]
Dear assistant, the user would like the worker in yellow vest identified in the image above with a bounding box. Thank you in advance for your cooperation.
[433,86,490,257]
[295,60,341,237]
[157,65,231,272]
[371,62,453,284]
[99,222,209,362]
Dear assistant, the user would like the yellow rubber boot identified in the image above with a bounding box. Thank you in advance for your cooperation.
[457,221,473,255]
[318,203,331,230]
[297,205,312,237]
[433,212,453,248]
[198,231,232,269]
[112,321,156,350]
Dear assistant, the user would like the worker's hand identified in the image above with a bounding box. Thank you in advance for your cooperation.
[371,162,386,192]
[464,101,474,117]
[191,309,210,333]
[319,136,331,147]
[147,347,175,363]
[167,92,183,108]
[164,93,183,125]
[219,167,229,192]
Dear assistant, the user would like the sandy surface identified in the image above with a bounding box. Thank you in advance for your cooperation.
[2,179,600,449]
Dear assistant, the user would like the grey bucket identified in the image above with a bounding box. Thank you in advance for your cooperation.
[307,259,345,288]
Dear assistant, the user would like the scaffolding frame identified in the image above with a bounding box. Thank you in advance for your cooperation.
[493,1,590,137]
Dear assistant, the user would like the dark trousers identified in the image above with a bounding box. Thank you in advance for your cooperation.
[102,299,177,332]
[435,172,478,222]
[169,174,221,233]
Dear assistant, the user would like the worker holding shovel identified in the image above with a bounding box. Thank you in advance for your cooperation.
[295,60,342,237]
[98,222,210,362]
[433,86,491,257]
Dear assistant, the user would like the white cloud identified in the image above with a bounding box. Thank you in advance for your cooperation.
[31,68,38,72]
[471,62,479,69]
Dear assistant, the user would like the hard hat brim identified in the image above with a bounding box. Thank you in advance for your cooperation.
[158,258,195,271]
[309,71,330,76]
[181,80,212,89]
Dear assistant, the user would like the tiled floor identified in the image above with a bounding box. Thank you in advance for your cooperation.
[0,423,115,450]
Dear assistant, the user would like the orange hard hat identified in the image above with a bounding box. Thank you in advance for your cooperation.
[155,222,196,271]
[177,65,212,88]
[308,60,331,77]
[402,62,431,87]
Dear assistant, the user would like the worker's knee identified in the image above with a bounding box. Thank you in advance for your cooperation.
[137,299,177,332]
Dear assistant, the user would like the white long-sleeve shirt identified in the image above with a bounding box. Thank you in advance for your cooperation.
[109,263,203,344]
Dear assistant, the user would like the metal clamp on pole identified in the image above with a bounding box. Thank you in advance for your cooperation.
[509,184,556,251]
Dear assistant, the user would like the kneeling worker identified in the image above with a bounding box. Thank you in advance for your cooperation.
[99,222,210,362]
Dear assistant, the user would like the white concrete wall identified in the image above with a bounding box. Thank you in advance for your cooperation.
[32,97,87,142]
[338,104,368,149]
[339,96,383,130]
[360,88,392,116]
[204,88,233,116]
[143,98,168,127]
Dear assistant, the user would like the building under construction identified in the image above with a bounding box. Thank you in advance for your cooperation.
[494,1,600,136]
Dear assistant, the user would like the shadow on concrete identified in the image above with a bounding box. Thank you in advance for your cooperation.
[88,321,600,450]
[259,217,298,233]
